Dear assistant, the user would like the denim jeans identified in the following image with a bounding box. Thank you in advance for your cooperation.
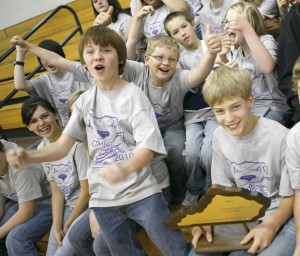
[92,193,192,256]
[228,217,296,256]
[162,119,187,204]
[47,206,87,256]
[68,188,172,256]
[183,119,219,196]
[0,202,52,256]
[252,107,292,128]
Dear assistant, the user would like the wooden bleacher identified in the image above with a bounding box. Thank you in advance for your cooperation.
[0,0,130,132]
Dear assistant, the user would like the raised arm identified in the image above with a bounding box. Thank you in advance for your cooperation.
[226,6,276,73]
[187,24,222,88]
[162,0,191,15]
[13,45,34,92]
[0,200,35,239]
[11,36,72,72]
[6,134,76,169]
[126,6,154,60]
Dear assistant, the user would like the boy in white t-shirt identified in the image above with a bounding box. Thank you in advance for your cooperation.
[8,26,194,256]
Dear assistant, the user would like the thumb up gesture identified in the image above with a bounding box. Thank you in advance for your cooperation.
[93,6,114,26]
[205,24,222,54]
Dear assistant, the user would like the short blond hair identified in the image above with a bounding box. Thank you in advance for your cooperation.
[293,57,300,94]
[203,67,253,106]
[146,34,180,58]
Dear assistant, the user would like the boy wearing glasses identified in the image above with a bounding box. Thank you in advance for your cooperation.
[125,25,221,204]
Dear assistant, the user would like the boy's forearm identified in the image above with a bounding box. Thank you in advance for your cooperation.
[188,51,217,88]
[122,148,154,175]
[126,16,143,60]
[26,135,75,164]
[23,40,72,72]
[264,195,294,233]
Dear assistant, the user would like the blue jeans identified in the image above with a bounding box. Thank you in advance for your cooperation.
[162,119,187,204]
[228,217,296,256]
[68,188,172,256]
[0,202,52,256]
[47,206,87,256]
[183,119,219,196]
[92,193,192,256]
[252,107,292,128]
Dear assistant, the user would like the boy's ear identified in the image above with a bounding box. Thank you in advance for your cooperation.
[248,94,255,107]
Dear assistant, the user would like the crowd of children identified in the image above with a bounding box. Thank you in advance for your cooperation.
[1,0,300,255]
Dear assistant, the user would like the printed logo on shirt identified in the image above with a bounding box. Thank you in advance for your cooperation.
[226,158,278,198]
[86,112,133,168]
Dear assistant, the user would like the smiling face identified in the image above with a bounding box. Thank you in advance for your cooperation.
[144,47,178,86]
[92,0,110,13]
[212,96,258,137]
[165,16,199,50]
[28,105,61,141]
[83,42,120,87]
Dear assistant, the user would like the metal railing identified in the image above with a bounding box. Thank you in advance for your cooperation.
[0,4,83,110]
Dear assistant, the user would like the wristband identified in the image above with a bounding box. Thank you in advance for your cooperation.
[13,61,24,66]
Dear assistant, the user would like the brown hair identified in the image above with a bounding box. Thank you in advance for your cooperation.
[78,26,127,75]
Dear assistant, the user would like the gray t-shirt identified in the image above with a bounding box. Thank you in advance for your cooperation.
[38,139,89,207]
[232,35,289,113]
[29,61,92,126]
[63,83,166,207]
[0,140,51,205]
[199,0,235,36]
[212,117,293,217]
[108,12,131,39]
[123,60,193,130]
[286,121,300,189]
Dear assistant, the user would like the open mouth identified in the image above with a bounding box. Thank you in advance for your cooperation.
[226,121,240,130]
[95,65,104,71]
[158,67,170,73]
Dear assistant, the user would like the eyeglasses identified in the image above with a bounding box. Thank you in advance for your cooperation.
[221,19,229,25]
[150,55,178,64]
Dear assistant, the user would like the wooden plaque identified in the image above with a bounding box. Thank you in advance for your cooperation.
[167,185,271,253]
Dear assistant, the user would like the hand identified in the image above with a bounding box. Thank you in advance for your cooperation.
[277,0,288,15]
[219,34,231,57]
[241,221,277,253]
[93,6,114,26]
[100,164,128,184]
[226,6,252,34]
[136,5,155,19]
[53,228,65,247]
[11,35,27,48]
[205,24,222,54]
[225,59,238,68]
[191,225,213,248]
[89,210,101,238]
[5,148,27,169]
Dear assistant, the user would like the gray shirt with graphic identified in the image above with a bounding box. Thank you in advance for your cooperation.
[63,83,166,207]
